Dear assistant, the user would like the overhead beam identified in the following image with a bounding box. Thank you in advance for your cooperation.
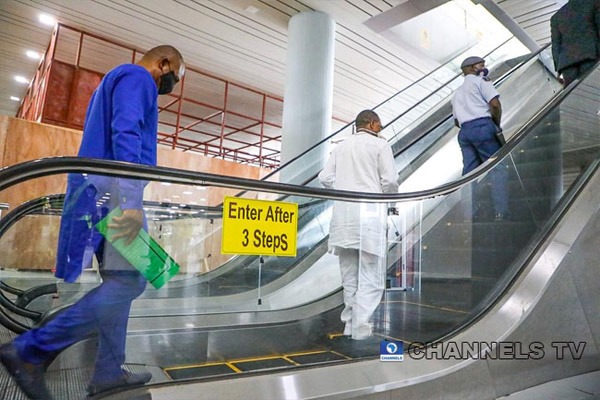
[364,0,450,33]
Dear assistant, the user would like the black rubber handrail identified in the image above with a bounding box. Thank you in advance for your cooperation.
[0,290,42,320]
[14,283,59,312]
[0,306,30,334]
[0,69,577,210]
[0,281,23,296]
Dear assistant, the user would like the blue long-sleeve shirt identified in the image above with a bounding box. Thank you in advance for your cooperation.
[55,63,158,282]
[80,63,158,209]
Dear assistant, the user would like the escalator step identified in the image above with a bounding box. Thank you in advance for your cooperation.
[166,363,237,380]
[233,357,294,372]
[163,350,349,381]
[287,351,348,364]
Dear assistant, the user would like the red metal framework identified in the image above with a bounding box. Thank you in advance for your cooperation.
[17,24,288,168]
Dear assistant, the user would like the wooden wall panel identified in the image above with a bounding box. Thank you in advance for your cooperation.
[68,68,102,128]
[0,116,80,210]
[42,61,76,127]
[0,116,8,167]
[0,116,273,272]
[2,116,81,166]
[0,214,214,274]
[0,215,59,270]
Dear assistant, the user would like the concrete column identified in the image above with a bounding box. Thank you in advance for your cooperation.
[281,11,335,184]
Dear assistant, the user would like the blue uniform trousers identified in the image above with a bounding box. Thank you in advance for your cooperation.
[13,249,147,383]
[458,117,509,216]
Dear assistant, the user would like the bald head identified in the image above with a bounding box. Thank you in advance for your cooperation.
[142,45,184,64]
[355,110,380,129]
[138,45,185,94]
[355,109,383,134]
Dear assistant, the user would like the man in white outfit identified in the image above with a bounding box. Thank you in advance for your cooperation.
[318,110,399,340]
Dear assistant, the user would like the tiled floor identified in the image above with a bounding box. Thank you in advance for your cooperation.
[497,370,600,400]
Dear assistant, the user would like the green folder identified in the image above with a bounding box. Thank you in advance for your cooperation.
[96,207,180,289]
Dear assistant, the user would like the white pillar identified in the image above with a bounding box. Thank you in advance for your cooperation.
[281,11,335,184]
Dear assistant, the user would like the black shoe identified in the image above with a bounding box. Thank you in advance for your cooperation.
[0,343,53,400]
[87,370,152,396]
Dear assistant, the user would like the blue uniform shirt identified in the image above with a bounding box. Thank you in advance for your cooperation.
[56,63,158,282]
[451,74,499,126]
[80,63,158,209]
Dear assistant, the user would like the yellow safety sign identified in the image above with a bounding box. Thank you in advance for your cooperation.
[221,197,298,256]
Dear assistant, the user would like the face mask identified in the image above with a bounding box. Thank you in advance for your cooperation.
[476,67,489,77]
[158,71,178,95]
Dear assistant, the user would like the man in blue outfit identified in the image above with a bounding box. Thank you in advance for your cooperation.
[451,56,508,221]
[0,45,185,399]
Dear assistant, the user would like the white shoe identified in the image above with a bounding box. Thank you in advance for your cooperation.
[352,323,372,340]
[343,324,352,336]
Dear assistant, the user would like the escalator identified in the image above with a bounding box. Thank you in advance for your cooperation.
[0,60,597,399]
[0,43,561,348]
[0,43,560,323]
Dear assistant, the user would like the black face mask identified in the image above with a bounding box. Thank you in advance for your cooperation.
[158,71,178,95]
[476,67,489,77]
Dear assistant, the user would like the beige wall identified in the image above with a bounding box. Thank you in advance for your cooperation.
[0,115,275,272]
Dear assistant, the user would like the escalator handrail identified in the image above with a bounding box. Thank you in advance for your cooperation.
[383,43,552,135]
[0,194,63,238]
[0,63,576,211]
[0,281,23,296]
[0,290,41,320]
[0,60,580,212]
[0,305,30,334]
[14,283,59,311]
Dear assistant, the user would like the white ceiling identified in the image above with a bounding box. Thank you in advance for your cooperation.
[0,0,564,164]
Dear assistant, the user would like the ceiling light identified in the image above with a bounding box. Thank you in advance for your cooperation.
[26,50,41,60]
[245,5,259,14]
[15,76,29,84]
[38,14,57,26]
[10,96,20,101]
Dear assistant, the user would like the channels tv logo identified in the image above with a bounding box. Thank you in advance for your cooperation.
[380,340,404,361]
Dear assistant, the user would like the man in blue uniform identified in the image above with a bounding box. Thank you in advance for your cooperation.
[452,56,508,221]
[0,45,185,399]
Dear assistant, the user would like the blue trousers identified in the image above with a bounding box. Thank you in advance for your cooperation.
[458,117,509,216]
[14,250,147,383]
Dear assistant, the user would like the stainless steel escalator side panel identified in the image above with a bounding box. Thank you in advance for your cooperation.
[112,165,600,399]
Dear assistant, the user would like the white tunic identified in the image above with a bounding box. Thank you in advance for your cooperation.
[318,130,399,257]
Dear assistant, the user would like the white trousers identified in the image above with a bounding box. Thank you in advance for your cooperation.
[338,248,385,339]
